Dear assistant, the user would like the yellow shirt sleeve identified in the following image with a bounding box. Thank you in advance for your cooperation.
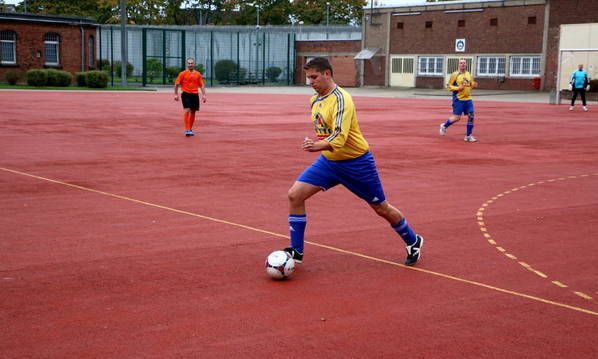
[325,93,354,151]
[447,72,459,92]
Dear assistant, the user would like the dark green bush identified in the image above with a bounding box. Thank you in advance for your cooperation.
[26,69,48,86]
[146,58,162,82]
[229,67,248,83]
[196,63,205,74]
[266,66,282,82]
[76,72,87,87]
[214,59,236,84]
[45,69,60,86]
[97,59,110,71]
[166,66,181,81]
[589,79,598,92]
[5,70,21,85]
[114,61,134,77]
[85,70,109,88]
[57,70,72,86]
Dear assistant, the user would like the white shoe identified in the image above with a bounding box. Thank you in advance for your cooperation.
[439,124,446,136]
[569,106,574,111]
[464,135,477,142]
[583,106,588,111]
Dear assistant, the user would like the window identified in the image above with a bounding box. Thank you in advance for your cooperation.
[490,18,498,26]
[397,22,404,29]
[0,30,16,65]
[477,56,506,76]
[458,19,465,27]
[446,58,473,74]
[510,56,541,77]
[88,35,94,68]
[528,16,536,24]
[425,21,433,28]
[392,58,414,74]
[418,57,443,76]
[44,33,60,66]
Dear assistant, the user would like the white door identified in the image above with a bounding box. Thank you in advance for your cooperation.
[389,56,416,87]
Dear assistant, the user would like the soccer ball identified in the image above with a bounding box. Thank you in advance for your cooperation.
[265,250,295,279]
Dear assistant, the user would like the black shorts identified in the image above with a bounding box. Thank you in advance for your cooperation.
[181,92,200,111]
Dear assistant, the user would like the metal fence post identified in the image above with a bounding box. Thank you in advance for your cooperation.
[162,30,166,85]
[142,28,147,86]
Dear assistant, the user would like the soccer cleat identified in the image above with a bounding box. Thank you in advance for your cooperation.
[405,234,424,266]
[185,130,195,137]
[464,135,477,142]
[439,124,447,136]
[569,106,574,111]
[583,106,588,112]
[284,247,303,263]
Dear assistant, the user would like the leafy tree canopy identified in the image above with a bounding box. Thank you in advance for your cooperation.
[12,0,366,25]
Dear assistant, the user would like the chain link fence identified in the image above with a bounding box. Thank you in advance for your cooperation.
[98,25,299,87]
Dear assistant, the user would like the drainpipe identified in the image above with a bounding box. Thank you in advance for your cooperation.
[81,26,85,72]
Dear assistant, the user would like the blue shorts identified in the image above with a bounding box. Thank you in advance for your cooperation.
[452,99,474,115]
[296,152,386,205]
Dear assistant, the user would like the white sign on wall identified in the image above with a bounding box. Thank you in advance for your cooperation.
[455,39,466,52]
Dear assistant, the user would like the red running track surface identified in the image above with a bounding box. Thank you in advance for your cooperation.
[1,90,597,358]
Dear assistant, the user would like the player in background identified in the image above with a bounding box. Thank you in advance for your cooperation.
[174,58,207,136]
[569,64,590,112]
[283,57,424,266]
[439,59,478,142]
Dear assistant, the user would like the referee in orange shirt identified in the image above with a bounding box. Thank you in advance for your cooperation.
[174,58,207,136]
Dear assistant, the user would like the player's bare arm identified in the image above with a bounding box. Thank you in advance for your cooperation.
[302,137,332,152]
[174,83,180,101]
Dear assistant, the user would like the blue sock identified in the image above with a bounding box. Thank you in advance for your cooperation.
[466,122,474,136]
[443,119,453,128]
[392,218,417,246]
[289,214,306,253]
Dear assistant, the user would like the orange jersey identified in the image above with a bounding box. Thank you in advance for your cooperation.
[175,70,204,94]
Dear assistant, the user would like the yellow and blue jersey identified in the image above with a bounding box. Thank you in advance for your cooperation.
[309,86,369,161]
[447,71,474,101]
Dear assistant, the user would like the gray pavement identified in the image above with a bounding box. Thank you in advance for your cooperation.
[156,85,551,103]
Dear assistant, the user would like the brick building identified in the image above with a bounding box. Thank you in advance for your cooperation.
[0,12,97,83]
[362,0,598,91]
[295,39,362,87]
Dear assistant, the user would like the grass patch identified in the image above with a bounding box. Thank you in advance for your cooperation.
[0,84,156,91]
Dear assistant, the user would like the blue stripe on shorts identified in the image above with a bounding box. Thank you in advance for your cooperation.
[296,152,386,204]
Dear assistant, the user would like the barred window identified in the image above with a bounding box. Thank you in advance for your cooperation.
[392,58,414,74]
[477,56,506,76]
[510,56,541,77]
[0,30,17,64]
[418,57,443,76]
[446,58,472,74]
[44,33,60,66]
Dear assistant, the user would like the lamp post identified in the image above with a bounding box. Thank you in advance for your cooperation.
[326,2,330,39]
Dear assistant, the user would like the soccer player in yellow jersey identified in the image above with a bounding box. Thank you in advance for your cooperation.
[283,57,424,266]
[439,59,478,142]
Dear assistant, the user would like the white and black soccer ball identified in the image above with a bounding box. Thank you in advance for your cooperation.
[265,250,295,279]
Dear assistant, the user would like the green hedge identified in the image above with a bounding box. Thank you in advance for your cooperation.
[5,70,21,85]
[85,70,109,88]
[75,72,87,87]
[26,69,48,86]
[26,69,72,86]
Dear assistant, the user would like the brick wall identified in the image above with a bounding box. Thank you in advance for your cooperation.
[544,0,598,91]
[0,21,96,84]
[390,5,545,54]
[363,56,385,86]
[295,40,361,87]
